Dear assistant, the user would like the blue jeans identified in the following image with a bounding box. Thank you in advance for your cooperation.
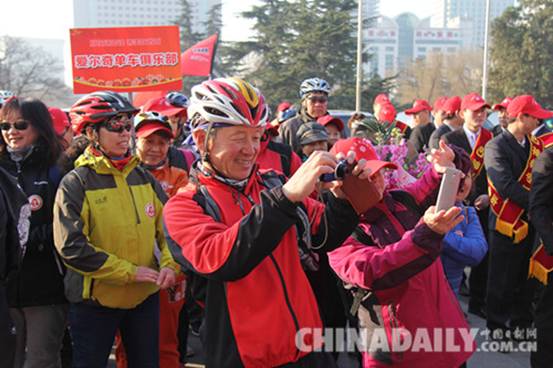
[69,292,159,368]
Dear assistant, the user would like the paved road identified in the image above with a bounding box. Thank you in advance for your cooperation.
[107,294,531,368]
[183,294,531,368]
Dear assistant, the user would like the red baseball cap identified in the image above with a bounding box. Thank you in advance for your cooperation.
[442,96,462,115]
[461,92,490,111]
[492,97,513,111]
[317,115,344,131]
[330,137,397,174]
[374,93,390,106]
[142,97,186,117]
[377,103,397,123]
[405,99,432,115]
[135,121,173,139]
[433,96,448,111]
[48,107,70,136]
[507,95,553,120]
[276,101,292,113]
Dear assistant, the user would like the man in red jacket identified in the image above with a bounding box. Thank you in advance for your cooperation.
[163,77,371,367]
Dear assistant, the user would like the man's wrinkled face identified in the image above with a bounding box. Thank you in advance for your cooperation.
[201,125,264,180]
[304,92,328,118]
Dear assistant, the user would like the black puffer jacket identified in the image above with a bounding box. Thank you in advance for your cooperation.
[0,146,66,307]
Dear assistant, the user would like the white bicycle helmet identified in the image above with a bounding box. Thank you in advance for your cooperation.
[188,77,270,131]
[299,78,331,98]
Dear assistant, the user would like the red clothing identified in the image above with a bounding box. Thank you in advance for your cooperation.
[163,168,358,367]
[150,163,189,198]
[257,139,301,177]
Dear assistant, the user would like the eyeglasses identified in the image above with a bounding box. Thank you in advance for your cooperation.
[102,115,133,133]
[0,120,30,131]
[307,96,328,104]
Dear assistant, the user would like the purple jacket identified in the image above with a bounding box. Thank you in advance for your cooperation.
[328,168,474,368]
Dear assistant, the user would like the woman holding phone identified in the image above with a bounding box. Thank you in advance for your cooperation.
[328,138,475,368]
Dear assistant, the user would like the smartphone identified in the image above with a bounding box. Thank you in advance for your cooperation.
[341,173,382,214]
[436,167,462,212]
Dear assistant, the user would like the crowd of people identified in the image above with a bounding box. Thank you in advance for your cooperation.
[0,75,552,368]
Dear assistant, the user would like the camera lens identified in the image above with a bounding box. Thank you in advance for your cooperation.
[334,160,348,179]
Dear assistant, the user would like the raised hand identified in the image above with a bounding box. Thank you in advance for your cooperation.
[428,140,456,174]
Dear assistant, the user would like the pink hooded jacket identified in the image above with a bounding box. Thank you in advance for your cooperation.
[328,168,475,367]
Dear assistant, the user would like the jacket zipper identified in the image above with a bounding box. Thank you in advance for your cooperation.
[127,185,141,224]
[236,189,301,357]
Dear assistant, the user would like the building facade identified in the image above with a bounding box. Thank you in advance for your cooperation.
[430,0,515,48]
[366,13,461,77]
[73,0,221,36]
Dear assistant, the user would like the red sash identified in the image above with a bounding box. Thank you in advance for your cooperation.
[539,131,553,149]
[470,129,492,177]
[529,243,553,285]
[488,135,543,243]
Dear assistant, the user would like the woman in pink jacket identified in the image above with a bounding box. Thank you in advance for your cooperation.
[328,138,475,368]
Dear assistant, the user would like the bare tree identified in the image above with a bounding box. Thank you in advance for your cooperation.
[398,50,483,104]
[0,36,75,106]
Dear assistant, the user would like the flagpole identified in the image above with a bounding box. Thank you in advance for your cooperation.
[355,0,363,111]
[481,0,491,99]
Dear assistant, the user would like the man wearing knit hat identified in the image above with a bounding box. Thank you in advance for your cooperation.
[296,122,329,161]
[484,95,553,347]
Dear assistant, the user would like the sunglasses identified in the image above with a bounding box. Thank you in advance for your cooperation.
[0,120,30,131]
[102,115,133,133]
[308,96,328,104]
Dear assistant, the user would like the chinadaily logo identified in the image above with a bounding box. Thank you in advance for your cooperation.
[295,327,537,354]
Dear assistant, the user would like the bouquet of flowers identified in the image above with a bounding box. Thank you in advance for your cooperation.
[351,116,430,189]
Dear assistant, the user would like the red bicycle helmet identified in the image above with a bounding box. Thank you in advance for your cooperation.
[70,91,138,134]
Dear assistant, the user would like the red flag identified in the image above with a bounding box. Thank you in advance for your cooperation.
[181,34,218,77]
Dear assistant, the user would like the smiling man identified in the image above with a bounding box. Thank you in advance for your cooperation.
[163,77,370,368]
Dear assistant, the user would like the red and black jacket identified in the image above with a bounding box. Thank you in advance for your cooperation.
[163,167,358,367]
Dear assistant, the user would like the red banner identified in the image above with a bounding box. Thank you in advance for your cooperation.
[181,34,218,77]
[70,26,182,94]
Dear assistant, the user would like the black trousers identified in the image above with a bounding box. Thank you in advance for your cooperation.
[278,352,338,367]
[486,229,536,331]
[0,285,15,368]
[469,207,489,309]
[531,273,553,368]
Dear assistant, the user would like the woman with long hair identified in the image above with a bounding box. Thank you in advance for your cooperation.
[0,97,66,368]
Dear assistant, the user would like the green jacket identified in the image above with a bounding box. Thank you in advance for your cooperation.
[53,148,177,309]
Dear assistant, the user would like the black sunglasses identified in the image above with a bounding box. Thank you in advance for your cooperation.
[102,115,133,133]
[0,120,30,131]
[308,96,328,104]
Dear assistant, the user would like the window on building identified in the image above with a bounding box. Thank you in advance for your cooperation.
[446,47,456,53]
[385,54,394,69]
[417,47,426,53]
[385,46,394,52]
[432,47,440,52]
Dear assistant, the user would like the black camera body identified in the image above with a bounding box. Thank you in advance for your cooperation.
[319,159,351,182]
